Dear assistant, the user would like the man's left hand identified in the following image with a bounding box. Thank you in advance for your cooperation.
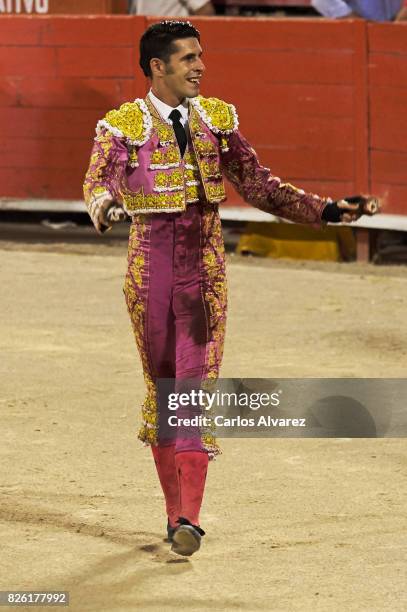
[322,195,380,223]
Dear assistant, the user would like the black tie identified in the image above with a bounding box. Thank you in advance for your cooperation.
[169,109,187,157]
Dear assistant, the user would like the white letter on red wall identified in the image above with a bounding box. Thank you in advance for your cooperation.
[36,0,48,12]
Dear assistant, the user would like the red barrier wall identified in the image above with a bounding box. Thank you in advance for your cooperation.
[0,15,405,214]
[368,24,407,215]
[0,16,148,199]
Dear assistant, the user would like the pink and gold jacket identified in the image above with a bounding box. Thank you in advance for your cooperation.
[83,95,328,232]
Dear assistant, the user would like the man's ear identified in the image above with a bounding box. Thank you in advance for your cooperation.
[150,57,165,77]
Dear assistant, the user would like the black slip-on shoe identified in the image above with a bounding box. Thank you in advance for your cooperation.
[170,517,205,557]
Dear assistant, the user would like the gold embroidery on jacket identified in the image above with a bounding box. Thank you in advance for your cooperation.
[185,167,200,185]
[201,159,222,179]
[113,96,229,212]
[149,145,181,169]
[157,124,175,145]
[186,184,200,202]
[121,188,144,212]
[189,111,201,132]
[206,182,226,202]
[122,189,185,212]
[128,148,139,168]
[153,169,183,193]
[194,139,217,158]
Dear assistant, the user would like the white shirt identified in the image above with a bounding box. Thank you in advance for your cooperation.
[129,0,209,17]
[148,89,189,128]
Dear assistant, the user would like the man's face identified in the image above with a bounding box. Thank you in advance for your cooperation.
[160,37,205,100]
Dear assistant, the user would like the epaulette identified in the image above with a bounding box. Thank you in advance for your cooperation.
[190,95,239,134]
[96,98,152,146]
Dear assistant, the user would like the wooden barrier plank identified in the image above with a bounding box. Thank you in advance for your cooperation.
[371,151,407,185]
[0,108,105,139]
[370,85,407,121]
[236,114,354,149]
[368,22,407,54]
[0,167,84,199]
[0,76,136,109]
[40,15,134,46]
[202,50,354,86]
[249,147,354,181]
[56,46,134,77]
[370,183,407,215]
[203,85,354,142]
[370,87,407,152]
[369,53,407,88]
[0,78,19,107]
[214,83,354,118]
[0,47,57,77]
[0,16,44,45]
[0,14,133,44]
[0,138,92,170]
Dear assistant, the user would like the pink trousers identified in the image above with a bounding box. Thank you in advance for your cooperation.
[124,202,227,456]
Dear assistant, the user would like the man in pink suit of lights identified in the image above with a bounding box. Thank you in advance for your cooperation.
[84,20,374,557]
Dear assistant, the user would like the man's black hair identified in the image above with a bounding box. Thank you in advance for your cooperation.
[139,20,201,78]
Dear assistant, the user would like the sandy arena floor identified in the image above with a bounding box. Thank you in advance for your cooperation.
[1,236,406,612]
